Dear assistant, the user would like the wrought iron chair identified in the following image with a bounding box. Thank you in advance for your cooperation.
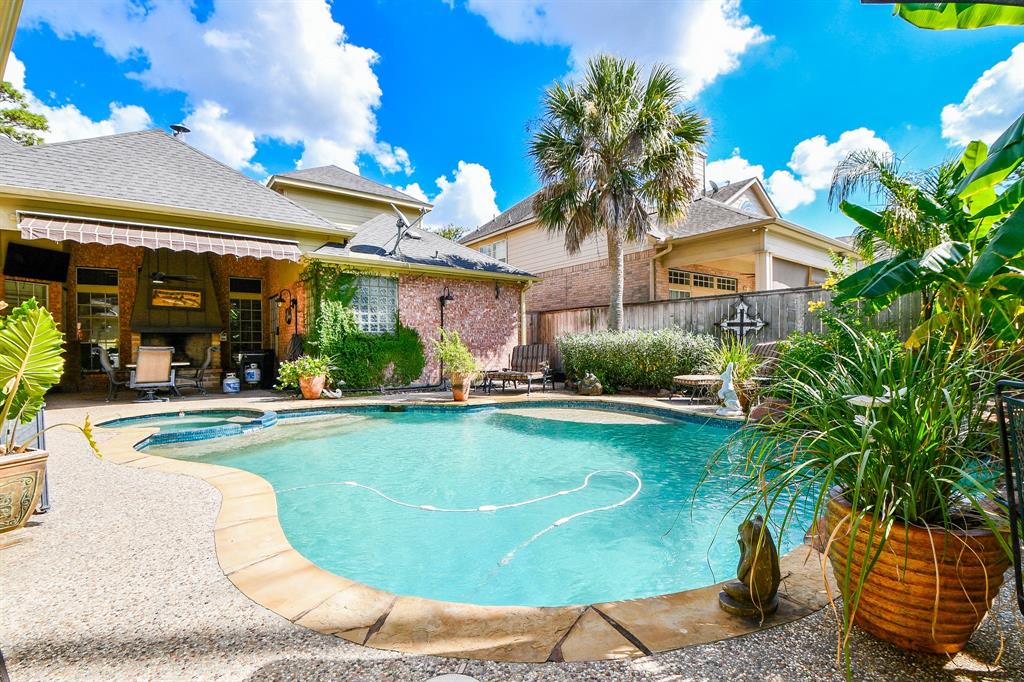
[996,379,1024,617]
[130,346,176,402]
[98,346,129,402]
[175,346,213,395]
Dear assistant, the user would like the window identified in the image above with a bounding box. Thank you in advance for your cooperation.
[716,276,738,291]
[668,269,690,286]
[669,290,690,300]
[351,276,398,334]
[229,278,263,352]
[692,273,716,288]
[667,268,738,298]
[479,239,508,263]
[77,267,119,371]
[4,280,48,308]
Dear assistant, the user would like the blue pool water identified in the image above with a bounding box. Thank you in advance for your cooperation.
[148,406,812,607]
[100,409,261,433]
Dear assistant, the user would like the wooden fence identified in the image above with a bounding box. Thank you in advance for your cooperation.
[526,286,921,344]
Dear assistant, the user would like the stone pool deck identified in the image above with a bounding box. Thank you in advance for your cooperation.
[1,390,1022,680]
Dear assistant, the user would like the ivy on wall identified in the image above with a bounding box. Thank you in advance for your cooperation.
[300,259,426,389]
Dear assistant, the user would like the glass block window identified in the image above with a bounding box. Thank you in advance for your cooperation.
[77,268,120,371]
[716,276,738,291]
[229,278,263,353]
[668,269,690,286]
[668,289,691,300]
[692,273,716,288]
[4,280,48,307]
[352,276,398,334]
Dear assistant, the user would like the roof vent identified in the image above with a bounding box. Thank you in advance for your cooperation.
[170,124,191,139]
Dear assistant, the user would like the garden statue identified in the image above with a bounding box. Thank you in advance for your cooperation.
[717,362,743,416]
[578,372,603,396]
[718,515,781,618]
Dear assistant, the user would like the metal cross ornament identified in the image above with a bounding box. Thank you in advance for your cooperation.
[719,301,765,340]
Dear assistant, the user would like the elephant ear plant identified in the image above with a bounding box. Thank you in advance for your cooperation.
[708,328,1014,677]
[0,298,99,455]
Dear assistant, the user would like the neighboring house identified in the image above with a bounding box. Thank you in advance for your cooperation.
[0,129,534,391]
[0,0,20,76]
[461,175,857,313]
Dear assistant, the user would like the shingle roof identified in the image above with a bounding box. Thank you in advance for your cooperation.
[653,197,767,239]
[0,136,23,152]
[0,129,336,230]
[705,178,755,204]
[315,213,534,278]
[459,190,540,244]
[274,165,430,206]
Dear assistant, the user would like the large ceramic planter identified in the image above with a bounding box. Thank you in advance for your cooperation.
[299,375,326,400]
[826,494,1009,654]
[450,372,474,402]
[0,449,48,535]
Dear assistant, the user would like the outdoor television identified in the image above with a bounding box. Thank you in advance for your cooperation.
[3,243,71,283]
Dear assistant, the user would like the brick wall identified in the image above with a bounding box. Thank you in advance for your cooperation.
[398,275,523,383]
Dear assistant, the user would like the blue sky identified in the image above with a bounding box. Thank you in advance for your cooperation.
[5,1,1023,236]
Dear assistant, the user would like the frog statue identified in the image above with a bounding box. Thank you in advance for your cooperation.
[718,515,781,618]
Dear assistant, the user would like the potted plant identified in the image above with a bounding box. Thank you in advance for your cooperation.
[713,330,1014,673]
[275,355,334,400]
[432,329,477,402]
[710,337,761,410]
[0,299,100,536]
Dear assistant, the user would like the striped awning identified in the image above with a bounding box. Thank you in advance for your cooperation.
[18,212,303,262]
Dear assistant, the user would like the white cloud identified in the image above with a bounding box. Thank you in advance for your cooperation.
[21,0,408,175]
[3,53,152,142]
[703,128,891,213]
[942,43,1024,146]
[405,162,499,230]
[466,0,767,94]
[705,149,764,184]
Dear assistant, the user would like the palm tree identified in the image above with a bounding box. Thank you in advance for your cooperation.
[529,55,707,330]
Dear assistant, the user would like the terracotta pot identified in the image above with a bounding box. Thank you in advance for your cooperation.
[826,494,1009,654]
[299,375,326,400]
[0,450,48,535]
[450,372,474,402]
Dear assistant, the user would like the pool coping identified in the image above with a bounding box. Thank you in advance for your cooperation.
[97,396,837,663]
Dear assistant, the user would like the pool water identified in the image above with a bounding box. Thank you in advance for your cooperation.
[149,407,812,607]
[100,410,258,433]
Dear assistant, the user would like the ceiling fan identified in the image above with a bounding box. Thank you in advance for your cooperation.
[150,271,199,285]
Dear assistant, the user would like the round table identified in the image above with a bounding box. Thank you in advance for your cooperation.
[671,374,721,402]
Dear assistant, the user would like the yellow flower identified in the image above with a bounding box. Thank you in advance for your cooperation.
[807,300,826,313]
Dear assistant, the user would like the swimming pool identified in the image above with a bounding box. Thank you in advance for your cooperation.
[146,404,811,607]
[99,409,277,446]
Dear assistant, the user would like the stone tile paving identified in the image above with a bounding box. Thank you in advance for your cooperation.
[1,393,1021,681]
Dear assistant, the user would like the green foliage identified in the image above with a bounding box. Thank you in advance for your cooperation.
[896,2,1024,30]
[529,54,708,330]
[830,113,1024,347]
[275,355,335,391]
[433,224,468,242]
[0,298,98,456]
[432,328,477,377]
[0,81,48,146]
[710,330,1014,673]
[709,337,761,383]
[557,328,716,392]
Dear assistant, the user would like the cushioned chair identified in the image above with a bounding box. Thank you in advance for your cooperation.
[485,344,557,395]
[98,346,129,402]
[130,346,176,402]
[175,346,212,395]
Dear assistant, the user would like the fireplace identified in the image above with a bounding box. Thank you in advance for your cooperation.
[140,332,214,365]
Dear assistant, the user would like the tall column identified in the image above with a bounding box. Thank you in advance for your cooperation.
[754,250,774,292]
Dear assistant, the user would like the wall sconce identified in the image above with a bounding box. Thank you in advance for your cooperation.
[438,286,454,328]
[495,282,500,299]
[269,288,299,329]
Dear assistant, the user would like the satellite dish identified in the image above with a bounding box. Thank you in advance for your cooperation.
[709,180,720,193]
[170,124,191,137]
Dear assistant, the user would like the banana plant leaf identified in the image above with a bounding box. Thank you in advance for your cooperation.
[958,113,1024,199]
[966,203,1024,285]
[896,3,1024,29]
[973,175,1024,221]
[832,257,893,304]
[852,251,924,304]
[840,200,887,237]
[919,240,969,274]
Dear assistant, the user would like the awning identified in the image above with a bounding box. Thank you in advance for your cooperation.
[18,212,303,262]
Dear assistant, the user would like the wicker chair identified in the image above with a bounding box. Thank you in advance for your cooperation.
[996,379,1024,616]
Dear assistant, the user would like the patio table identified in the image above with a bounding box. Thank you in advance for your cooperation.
[671,374,721,403]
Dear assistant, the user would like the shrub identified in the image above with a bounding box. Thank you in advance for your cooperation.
[709,336,762,382]
[432,328,478,376]
[276,355,335,391]
[557,328,716,391]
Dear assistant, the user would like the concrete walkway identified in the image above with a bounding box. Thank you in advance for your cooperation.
[1,392,1021,681]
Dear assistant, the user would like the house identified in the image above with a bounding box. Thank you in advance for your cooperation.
[461,173,857,313]
[0,129,535,391]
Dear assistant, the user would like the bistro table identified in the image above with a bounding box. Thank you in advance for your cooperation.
[671,374,721,403]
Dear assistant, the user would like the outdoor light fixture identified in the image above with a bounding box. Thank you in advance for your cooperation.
[269,288,299,326]
[438,286,454,329]
[495,282,500,299]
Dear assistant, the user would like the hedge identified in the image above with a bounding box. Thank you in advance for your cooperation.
[557,328,717,392]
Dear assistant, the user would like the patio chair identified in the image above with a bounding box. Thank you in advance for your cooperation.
[175,346,213,395]
[98,346,129,402]
[485,343,556,396]
[130,346,176,402]
[996,379,1024,617]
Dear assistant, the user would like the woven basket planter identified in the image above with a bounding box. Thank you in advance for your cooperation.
[826,494,1009,654]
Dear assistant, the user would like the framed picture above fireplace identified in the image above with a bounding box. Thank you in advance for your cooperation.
[151,287,203,310]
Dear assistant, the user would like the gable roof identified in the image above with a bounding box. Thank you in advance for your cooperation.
[0,129,337,231]
[0,135,23,152]
[706,178,756,204]
[271,165,430,207]
[460,190,540,244]
[315,212,534,279]
[652,197,768,239]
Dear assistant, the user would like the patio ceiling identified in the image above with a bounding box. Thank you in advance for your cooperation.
[18,212,303,262]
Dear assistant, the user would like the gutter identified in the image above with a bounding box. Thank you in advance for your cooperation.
[269,176,433,211]
[461,215,538,246]
[310,251,540,283]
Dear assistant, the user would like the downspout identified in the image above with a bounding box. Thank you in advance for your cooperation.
[650,241,674,301]
[519,283,531,344]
